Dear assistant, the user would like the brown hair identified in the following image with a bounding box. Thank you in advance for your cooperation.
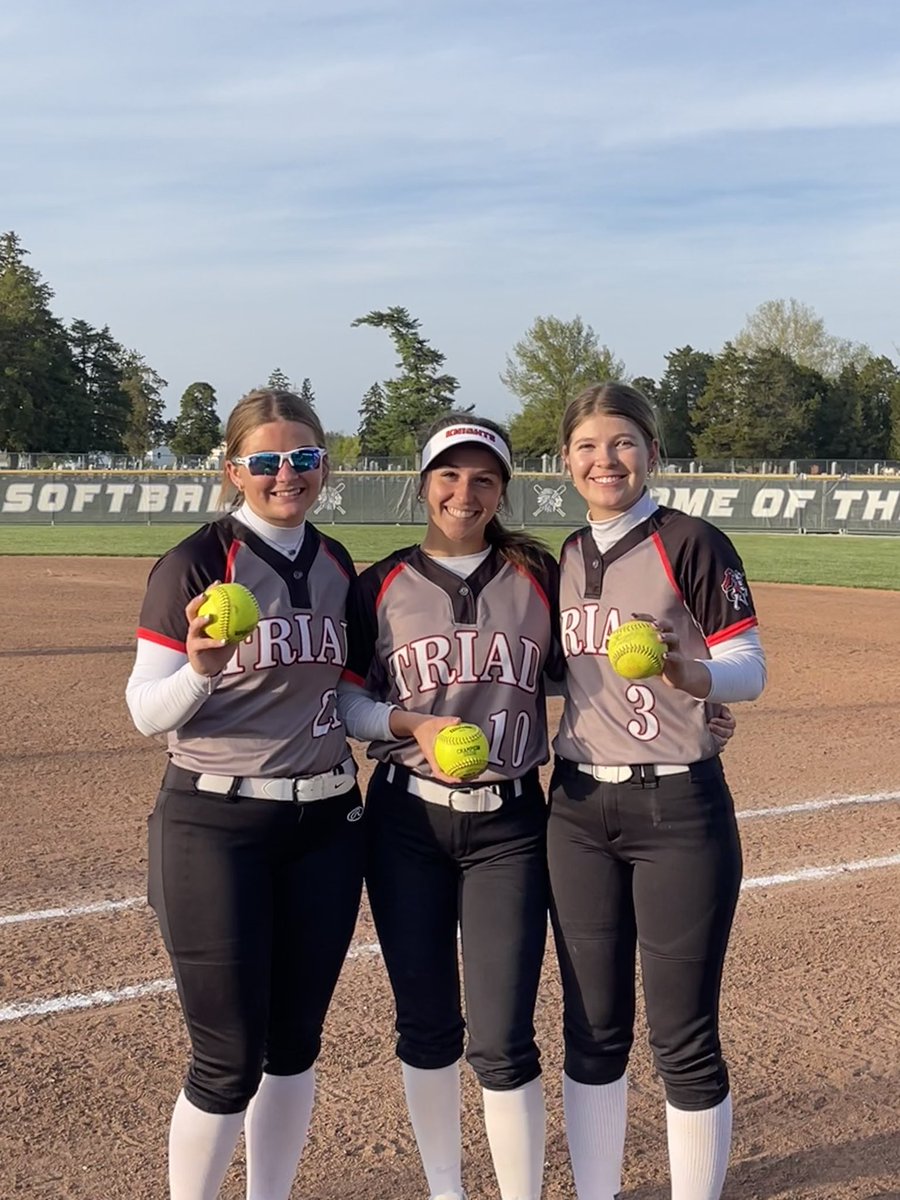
[419,412,548,570]
[560,381,660,461]
[219,389,327,509]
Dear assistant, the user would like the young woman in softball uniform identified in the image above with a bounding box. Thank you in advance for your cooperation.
[549,382,767,1200]
[126,390,364,1200]
[340,414,563,1200]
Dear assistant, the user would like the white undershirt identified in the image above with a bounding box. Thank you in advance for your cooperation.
[423,547,492,577]
[587,491,766,703]
[125,506,307,737]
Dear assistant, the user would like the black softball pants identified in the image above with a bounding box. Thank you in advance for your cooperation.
[364,763,549,1091]
[148,764,365,1114]
[547,755,742,1111]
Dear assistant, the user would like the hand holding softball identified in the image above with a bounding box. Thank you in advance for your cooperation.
[185,584,251,677]
[630,613,713,699]
[398,714,490,783]
[407,714,466,783]
[606,619,666,680]
[432,723,490,782]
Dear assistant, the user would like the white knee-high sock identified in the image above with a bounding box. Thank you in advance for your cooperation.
[244,1069,316,1200]
[482,1077,546,1200]
[562,1073,627,1200]
[168,1089,245,1200]
[666,1094,732,1200]
[401,1062,463,1199]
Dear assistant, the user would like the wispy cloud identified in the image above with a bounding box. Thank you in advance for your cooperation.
[2,0,899,427]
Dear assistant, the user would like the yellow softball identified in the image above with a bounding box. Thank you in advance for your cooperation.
[434,723,490,781]
[606,620,665,680]
[198,583,260,644]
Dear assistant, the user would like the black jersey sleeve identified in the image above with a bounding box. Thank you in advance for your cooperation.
[315,527,358,582]
[136,522,233,650]
[341,552,398,694]
[532,548,566,683]
[657,509,758,643]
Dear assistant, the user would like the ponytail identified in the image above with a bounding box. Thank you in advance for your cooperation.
[484,516,550,572]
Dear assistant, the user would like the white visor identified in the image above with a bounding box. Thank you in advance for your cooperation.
[420,425,512,476]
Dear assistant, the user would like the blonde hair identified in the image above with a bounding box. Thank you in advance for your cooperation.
[560,382,659,455]
[218,389,327,509]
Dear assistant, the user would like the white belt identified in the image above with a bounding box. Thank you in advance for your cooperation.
[386,762,522,814]
[195,758,357,803]
[575,763,690,783]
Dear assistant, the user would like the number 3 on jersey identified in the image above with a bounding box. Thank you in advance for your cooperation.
[624,684,659,741]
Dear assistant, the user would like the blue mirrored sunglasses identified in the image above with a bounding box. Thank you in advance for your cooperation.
[232,447,326,476]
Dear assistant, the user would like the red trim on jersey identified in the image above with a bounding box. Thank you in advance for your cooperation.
[136,627,186,653]
[651,532,684,602]
[224,540,240,582]
[707,615,759,646]
[340,666,366,686]
[375,562,406,609]
[319,538,350,580]
[512,561,550,611]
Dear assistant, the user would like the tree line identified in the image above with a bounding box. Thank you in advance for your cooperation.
[3,230,898,462]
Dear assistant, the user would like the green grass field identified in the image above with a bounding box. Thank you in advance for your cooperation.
[0,523,898,589]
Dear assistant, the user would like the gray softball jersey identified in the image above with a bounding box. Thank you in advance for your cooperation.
[555,506,759,767]
[137,515,355,777]
[343,545,563,781]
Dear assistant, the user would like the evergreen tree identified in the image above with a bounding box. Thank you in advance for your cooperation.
[68,319,131,452]
[169,382,222,457]
[357,381,387,455]
[655,346,715,459]
[502,315,624,456]
[298,377,316,408]
[352,307,459,454]
[630,376,658,400]
[693,345,825,459]
[0,231,81,451]
[119,351,169,456]
[266,367,293,391]
[853,356,900,459]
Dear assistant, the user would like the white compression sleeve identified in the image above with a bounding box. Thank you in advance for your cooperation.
[704,628,767,704]
[125,639,218,736]
[336,680,396,742]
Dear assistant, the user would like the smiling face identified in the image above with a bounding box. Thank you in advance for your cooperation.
[421,445,506,555]
[563,411,658,521]
[225,419,326,528]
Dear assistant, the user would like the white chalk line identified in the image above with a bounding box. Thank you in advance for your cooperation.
[0,938,384,1024]
[739,789,900,820]
[740,851,900,890]
[0,896,145,928]
[4,788,897,930]
[2,853,899,1025]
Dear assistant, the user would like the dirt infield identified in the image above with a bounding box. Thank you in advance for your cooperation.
[1,557,898,1199]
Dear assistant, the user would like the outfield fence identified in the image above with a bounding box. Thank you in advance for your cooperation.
[4,472,900,535]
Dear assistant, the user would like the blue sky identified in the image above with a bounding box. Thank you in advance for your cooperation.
[3,0,899,433]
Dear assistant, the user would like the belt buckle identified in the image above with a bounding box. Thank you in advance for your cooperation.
[448,786,500,814]
[591,765,633,783]
[292,775,327,803]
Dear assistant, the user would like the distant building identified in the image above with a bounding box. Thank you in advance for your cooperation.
[148,445,177,467]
